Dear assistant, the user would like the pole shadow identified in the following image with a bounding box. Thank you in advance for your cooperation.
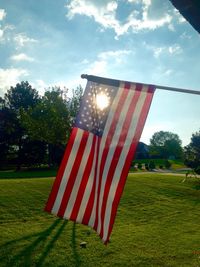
[71,222,81,267]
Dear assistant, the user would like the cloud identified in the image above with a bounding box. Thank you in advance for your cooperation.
[11,53,35,62]
[168,44,182,55]
[0,9,6,40]
[65,0,173,37]
[0,9,6,20]
[14,33,38,47]
[143,42,182,58]
[85,49,131,75]
[0,68,29,96]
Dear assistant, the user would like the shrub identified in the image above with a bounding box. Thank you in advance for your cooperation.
[145,163,149,170]
[138,162,142,170]
[149,161,155,170]
[159,165,163,169]
[165,160,171,169]
[195,166,200,175]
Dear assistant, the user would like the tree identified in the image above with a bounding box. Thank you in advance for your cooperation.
[2,81,40,169]
[149,131,183,159]
[21,88,72,166]
[184,130,200,172]
[4,81,39,111]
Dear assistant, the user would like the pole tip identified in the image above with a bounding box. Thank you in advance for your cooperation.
[81,74,88,79]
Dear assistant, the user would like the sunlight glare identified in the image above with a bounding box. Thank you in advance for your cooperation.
[96,93,109,110]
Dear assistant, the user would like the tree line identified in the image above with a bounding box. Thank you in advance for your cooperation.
[0,81,82,169]
[0,81,199,172]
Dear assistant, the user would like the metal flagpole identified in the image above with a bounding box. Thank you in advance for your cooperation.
[81,74,200,96]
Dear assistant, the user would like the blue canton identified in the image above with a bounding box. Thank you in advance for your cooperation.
[75,81,117,137]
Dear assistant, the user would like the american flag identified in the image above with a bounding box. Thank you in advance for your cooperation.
[45,78,155,244]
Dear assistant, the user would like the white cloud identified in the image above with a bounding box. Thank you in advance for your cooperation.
[0,29,3,38]
[14,33,38,46]
[168,44,182,55]
[173,9,186,24]
[152,47,165,58]
[65,0,173,37]
[11,53,35,62]
[85,49,131,75]
[143,42,182,58]
[0,68,29,96]
[0,9,6,20]
[163,69,173,76]
[0,9,6,40]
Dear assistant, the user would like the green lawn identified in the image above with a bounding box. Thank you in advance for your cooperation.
[0,168,57,179]
[0,174,200,267]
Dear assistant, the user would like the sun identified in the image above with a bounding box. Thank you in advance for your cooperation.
[95,93,109,110]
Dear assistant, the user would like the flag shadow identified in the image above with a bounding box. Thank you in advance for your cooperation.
[0,218,68,266]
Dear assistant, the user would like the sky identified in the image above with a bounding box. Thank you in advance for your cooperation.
[0,0,200,146]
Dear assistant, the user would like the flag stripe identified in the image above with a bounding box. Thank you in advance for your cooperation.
[76,136,98,223]
[96,85,137,233]
[63,133,94,219]
[102,85,154,243]
[93,87,130,230]
[82,137,100,225]
[69,135,97,221]
[51,128,84,215]
[57,130,89,217]
[99,84,142,237]
[45,127,78,212]
[88,86,125,228]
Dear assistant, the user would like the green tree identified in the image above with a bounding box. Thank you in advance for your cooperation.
[1,82,39,169]
[184,130,200,172]
[149,131,183,159]
[21,88,71,166]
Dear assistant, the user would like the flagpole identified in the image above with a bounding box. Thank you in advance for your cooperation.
[81,74,200,96]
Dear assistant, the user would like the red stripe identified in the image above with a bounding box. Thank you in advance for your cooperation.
[82,137,100,225]
[93,88,129,230]
[45,127,78,212]
[70,135,97,221]
[99,85,142,238]
[105,86,154,243]
[57,131,89,217]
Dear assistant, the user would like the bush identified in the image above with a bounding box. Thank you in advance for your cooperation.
[195,166,200,175]
[159,165,163,169]
[149,161,155,170]
[145,163,149,170]
[165,160,171,169]
[138,162,142,170]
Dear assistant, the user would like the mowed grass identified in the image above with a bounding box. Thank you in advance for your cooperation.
[0,174,200,267]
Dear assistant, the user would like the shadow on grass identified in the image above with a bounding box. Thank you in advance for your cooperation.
[72,222,81,267]
[0,218,69,266]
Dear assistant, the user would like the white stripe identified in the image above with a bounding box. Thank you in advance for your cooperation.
[102,85,149,241]
[97,85,136,234]
[76,137,98,223]
[63,133,94,219]
[51,129,83,215]
[88,85,124,227]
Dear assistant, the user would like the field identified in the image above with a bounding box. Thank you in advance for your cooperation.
[0,173,200,267]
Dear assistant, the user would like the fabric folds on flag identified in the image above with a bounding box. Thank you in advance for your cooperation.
[45,78,155,244]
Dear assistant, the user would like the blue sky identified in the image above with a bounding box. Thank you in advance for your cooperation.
[0,0,199,146]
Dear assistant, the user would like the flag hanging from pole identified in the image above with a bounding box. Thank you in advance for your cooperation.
[45,76,155,244]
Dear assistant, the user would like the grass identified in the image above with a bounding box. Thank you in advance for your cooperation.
[0,173,200,266]
[0,168,57,179]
